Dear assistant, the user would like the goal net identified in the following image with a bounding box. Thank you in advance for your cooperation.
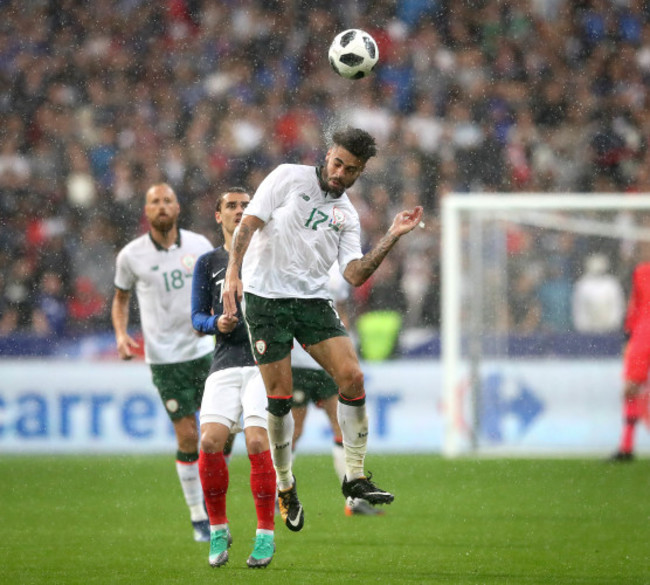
[440,193,650,457]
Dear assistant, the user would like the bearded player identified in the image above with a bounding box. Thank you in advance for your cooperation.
[112,183,214,541]
[222,127,423,532]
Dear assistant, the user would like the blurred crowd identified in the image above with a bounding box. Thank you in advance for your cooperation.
[2,0,650,353]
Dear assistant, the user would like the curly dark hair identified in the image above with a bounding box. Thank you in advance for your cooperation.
[331,127,377,162]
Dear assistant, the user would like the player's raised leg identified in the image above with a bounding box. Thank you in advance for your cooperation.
[318,392,384,516]
[310,335,394,506]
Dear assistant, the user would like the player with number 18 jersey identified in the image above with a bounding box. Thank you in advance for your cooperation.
[114,229,214,364]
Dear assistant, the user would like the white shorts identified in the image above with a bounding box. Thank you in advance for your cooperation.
[199,366,268,431]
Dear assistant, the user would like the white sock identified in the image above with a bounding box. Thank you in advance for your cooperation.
[337,401,368,481]
[175,460,207,522]
[332,441,346,485]
[267,412,295,490]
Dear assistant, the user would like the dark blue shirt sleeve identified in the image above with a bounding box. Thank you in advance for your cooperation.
[191,252,218,334]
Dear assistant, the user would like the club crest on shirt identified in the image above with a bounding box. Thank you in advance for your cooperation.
[181,254,197,272]
[329,207,345,232]
[255,339,267,355]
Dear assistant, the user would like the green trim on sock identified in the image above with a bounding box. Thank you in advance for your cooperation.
[176,450,199,463]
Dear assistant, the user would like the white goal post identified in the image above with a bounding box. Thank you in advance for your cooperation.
[440,193,650,457]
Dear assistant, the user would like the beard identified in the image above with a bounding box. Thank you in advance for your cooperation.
[151,215,175,233]
[321,169,347,197]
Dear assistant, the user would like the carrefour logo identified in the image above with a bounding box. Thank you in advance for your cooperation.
[0,390,175,443]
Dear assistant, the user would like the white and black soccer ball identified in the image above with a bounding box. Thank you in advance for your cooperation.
[328,29,379,80]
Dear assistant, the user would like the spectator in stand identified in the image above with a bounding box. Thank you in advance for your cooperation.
[2,0,650,349]
[33,271,67,337]
[537,259,573,333]
[508,267,542,334]
[354,254,408,361]
[71,218,118,302]
[67,276,108,333]
[572,253,625,334]
[1,255,37,331]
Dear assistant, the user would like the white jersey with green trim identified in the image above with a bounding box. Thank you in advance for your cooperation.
[114,229,214,364]
[242,163,363,299]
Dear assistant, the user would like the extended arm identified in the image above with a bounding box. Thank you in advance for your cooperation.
[344,206,423,287]
[223,214,265,317]
[111,288,139,360]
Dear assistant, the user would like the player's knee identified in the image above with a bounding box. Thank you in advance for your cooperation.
[199,431,222,453]
[178,434,199,453]
[173,416,198,443]
[245,425,270,454]
[338,366,365,395]
[624,379,643,397]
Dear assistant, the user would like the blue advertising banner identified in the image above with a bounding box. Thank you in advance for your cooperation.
[1,359,648,456]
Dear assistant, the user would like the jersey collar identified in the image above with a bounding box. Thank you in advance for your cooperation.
[149,230,181,251]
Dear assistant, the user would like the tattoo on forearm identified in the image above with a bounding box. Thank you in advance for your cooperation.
[230,224,253,268]
[357,233,399,281]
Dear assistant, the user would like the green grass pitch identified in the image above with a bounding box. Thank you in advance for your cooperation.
[1,453,648,585]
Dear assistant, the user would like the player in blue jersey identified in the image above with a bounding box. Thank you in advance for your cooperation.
[191,188,276,569]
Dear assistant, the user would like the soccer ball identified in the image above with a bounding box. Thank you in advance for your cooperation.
[328,29,379,80]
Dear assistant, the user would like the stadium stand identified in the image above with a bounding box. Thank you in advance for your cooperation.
[1,0,649,356]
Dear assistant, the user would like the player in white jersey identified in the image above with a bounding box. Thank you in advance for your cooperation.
[222,127,423,532]
[111,183,214,543]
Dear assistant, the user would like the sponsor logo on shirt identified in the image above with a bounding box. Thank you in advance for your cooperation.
[300,193,311,201]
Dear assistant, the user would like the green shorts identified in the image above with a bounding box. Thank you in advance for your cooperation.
[150,353,212,421]
[244,293,348,365]
[291,367,338,408]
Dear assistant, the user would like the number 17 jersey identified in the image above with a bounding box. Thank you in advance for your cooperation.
[242,164,363,300]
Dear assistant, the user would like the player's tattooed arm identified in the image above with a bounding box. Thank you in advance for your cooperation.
[344,206,423,287]
[229,221,254,270]
[344,231,399,287]
[223,215,264,316]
